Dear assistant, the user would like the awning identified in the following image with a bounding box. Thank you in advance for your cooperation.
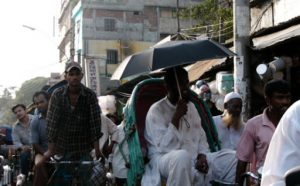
[186,58,227,82]
[252,24,300,49]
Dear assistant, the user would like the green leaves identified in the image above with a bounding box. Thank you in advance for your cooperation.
[181,0,233,41]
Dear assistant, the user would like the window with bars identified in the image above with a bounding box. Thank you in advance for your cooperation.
[106,49,118,64]
[104,19,116,31]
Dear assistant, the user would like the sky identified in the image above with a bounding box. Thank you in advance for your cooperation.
[0,0,64,91]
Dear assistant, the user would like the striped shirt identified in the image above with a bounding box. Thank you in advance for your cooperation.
[46,84,102,155]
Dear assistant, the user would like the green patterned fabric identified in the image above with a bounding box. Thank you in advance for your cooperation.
[122,90,144,186]
[189,90,221,152]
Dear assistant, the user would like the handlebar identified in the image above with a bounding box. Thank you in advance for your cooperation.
[241,171,261,186]
[46,155,104,185]
[242,171,261,181]
[47,156,102,165]
[210,179,238,186]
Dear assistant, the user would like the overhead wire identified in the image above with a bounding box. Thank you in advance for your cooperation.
[181,20,233,31]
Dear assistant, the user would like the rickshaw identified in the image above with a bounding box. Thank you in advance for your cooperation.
[120,78,221,186]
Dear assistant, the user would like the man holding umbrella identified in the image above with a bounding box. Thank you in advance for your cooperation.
[142,67,237,186]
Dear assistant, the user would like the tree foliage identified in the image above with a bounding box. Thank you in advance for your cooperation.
[0,88,12,110]
[0,77,49,125]
[14,77,49,106]
[0,88,14,124]
[181,0,233,42]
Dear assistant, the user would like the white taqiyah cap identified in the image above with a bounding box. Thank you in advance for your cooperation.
[224,92,242,104]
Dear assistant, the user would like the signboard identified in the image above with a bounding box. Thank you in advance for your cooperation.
[85,59,100,96]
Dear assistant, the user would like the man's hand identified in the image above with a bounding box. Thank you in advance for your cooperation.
[95,147,103,160]
[235,160,248,186]
[172,99,188,129]
[107,141,116,155]
[35,149,53,167]
[43,149,54,160]
[195,153,209,174]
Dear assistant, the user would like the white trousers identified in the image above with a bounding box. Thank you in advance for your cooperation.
[158,149,193,186]
[158,149,237,186]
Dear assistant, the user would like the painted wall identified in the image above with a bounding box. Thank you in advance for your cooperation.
[87,39,154,76]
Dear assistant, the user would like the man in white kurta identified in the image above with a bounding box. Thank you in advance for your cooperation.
[213,92,244,150]
[142,96,210,186]
[261,100,300,186]
[141,67,237,186]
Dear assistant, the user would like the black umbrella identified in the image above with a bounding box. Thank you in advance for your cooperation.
[145,39,235,71]
[111,53,151,80]
[109,71,165,97]
[111,39,235,80]
[146,39,235,101]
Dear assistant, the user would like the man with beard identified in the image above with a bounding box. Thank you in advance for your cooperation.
[142,67,238,186]
[213,92,244,150]
[30,91,50,186]
[11,104,34,178]
[235,79,291,186]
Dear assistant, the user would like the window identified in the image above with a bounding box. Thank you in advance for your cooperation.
[104,19,116,31]
[106,49,118,64]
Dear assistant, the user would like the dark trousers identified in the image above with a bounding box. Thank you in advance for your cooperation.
[33,154,53,186]
[20,150,31,176]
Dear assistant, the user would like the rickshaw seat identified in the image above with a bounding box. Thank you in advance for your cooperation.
[134,81,167,158]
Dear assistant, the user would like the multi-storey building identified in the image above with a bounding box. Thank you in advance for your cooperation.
[58,0,200,95]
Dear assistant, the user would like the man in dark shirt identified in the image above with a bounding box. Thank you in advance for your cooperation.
[30,91,50,186]
[40,62,102,185]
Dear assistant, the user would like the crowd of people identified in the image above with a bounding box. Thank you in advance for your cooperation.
[0,62,299,186]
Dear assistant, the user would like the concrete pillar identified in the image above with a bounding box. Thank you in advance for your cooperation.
[233,0,251,120]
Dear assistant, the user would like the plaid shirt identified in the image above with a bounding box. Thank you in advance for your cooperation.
[46,84,102,155]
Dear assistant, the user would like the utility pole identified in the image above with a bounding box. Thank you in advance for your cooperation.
[233,0,251,120]
[176,0,180,33]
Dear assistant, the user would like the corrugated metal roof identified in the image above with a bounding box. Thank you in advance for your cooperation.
[252,23,300,49]
[186,58,227,82]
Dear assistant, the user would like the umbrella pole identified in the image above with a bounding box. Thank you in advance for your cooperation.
[173,68,190,128]
[173,68,182,99]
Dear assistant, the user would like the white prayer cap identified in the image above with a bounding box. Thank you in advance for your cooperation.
[224,92,242,104]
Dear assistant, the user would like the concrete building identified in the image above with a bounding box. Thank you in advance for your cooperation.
[58,0,200,95]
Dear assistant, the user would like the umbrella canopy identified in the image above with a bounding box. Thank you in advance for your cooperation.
[111,39,235,80]
[109,71,165,97]
[111,53,151,80]
[146,39,235,71]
